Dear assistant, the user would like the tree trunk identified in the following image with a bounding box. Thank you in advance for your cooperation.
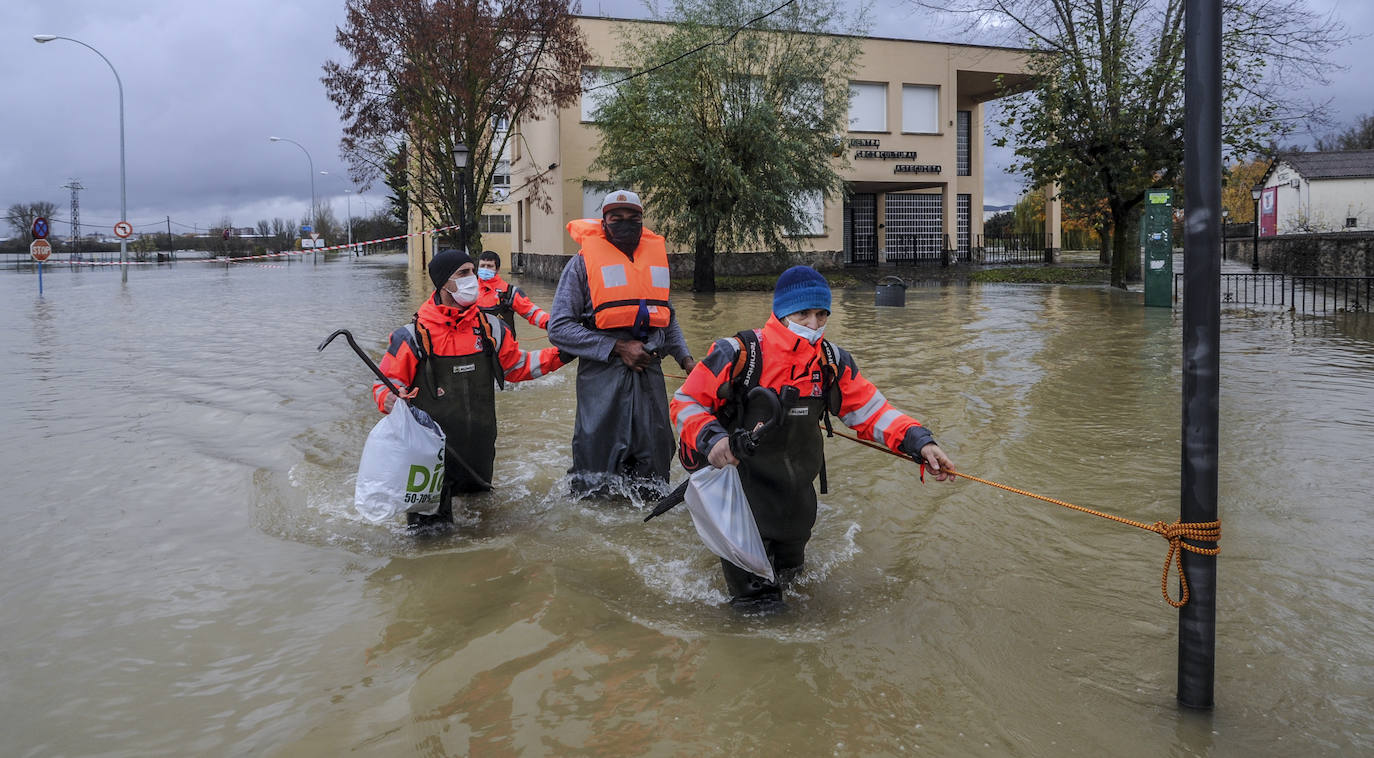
[1098,222,1112,265]
[1110,206,1132,289]
[692,234,716,293]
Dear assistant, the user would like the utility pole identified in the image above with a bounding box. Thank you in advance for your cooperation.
[167,215,173,261]
[63,179,84,260]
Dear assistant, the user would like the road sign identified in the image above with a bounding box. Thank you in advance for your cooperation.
[310,232,320,240]
[32,217,49,239]
[30,239,52,261]
[113,221,133,239]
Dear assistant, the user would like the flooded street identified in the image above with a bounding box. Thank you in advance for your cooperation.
[1,253,1370,756]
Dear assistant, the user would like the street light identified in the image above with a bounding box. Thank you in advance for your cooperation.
[269,136,316,232]
[1250,185,1262,272]
[452,142,470,252]
[35,34,129,282]
[320,170,355,252]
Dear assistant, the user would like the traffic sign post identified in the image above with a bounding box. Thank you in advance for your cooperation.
[30,239,52,295]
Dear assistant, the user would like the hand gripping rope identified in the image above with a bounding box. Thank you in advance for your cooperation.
[823,425,1221,608]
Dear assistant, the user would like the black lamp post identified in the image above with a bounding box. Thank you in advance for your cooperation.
[452,142,470,252]
[1250,186,1262,272]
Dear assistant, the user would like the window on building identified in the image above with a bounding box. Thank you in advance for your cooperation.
[786,191,825,236]
[581,67,626,122]
[583,183,606,219]
[848,82,887,132]
[957,110,971,175]
[782,78,825,125]
[902,85,939,134]
[480,214,511,234]
[1347,217,1359,228]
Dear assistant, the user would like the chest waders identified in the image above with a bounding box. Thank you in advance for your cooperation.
[407,318,504,523]
[715,330,843,606]
[718,390,827,604]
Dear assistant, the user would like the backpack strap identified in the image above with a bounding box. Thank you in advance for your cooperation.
[477,312,507,391]
[410,315,441,399]
[716,329,762,428]
[816,339,843,495]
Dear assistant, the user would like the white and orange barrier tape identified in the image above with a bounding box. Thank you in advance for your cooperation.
[42,224,460,266]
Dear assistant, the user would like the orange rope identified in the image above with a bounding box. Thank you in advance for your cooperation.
[825,425,1221,608]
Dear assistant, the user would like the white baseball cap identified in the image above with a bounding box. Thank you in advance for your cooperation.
[600,189,643,215]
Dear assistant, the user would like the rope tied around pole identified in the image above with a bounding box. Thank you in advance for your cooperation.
[824,426,1221,607]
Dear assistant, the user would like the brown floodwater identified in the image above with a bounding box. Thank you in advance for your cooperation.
[1,253,1370,756]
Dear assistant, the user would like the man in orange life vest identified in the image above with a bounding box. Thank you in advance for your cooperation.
[548,190,697,496]
[670,266,955,606]
[476,251,549,337]
[374,249,569,527]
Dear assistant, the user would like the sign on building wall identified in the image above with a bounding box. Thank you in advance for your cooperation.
[1260,186,1278,237]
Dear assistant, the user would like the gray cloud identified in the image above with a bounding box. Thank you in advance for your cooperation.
[2,0,1366,234]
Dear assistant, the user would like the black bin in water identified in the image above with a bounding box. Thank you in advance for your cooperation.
[875,276,907,307]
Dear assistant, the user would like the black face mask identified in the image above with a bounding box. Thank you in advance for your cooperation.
[603,219,643,255]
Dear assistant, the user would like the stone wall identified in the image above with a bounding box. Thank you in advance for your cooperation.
[1224,231,1374,277]
[512,249,847,282]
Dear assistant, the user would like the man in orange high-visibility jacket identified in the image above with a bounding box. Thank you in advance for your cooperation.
[476,251,549,337]
[374,249,570,527]
[670,266,955,608]
[548,190,696,497]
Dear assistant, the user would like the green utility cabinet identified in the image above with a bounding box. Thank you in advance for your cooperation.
[1142,188,1174,308]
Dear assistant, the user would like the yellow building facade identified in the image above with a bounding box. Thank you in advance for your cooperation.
[411,16,1055,273]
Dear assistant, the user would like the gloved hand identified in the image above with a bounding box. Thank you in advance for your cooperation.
[899,426,956,482]
[557,349,575,365]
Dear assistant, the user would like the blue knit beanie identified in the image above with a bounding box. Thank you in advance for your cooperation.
[773,266,831,317]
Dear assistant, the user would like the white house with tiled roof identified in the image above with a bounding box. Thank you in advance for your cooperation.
[1258,150,1374,235]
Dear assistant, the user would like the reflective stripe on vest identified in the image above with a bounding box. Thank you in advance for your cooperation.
[580,234,672,330]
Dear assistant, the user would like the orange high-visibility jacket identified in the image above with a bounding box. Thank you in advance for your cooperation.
[372,296,565,412]
[670,314,928,460]
[567,219,671,331]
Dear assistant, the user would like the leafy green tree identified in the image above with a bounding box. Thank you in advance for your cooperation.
[922,0,1346,287]
[1315,112,1374,151]
[590,0,863,291]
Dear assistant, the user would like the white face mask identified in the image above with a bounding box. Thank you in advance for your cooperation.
[477,268,497,281]
[785,318,826,344]
[446,276,480,306]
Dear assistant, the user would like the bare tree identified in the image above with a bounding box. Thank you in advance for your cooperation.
[1315,112,1374,151]
[6,201,59,239]
[322,0,590,251]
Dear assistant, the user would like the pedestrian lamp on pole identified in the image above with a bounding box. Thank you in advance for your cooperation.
[35,34,128,283]
[269,136,316,232]
[451,142,470,252]
[1250,186,1262,272]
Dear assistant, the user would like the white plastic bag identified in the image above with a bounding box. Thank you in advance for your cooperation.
[353,399,447,523]
[683,465,775,583]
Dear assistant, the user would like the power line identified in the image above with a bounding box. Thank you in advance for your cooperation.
[586,0,799,92]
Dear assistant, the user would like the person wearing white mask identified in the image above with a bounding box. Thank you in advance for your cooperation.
[475,251,549,337]
[669,265,955,608]
[372,249,570,527]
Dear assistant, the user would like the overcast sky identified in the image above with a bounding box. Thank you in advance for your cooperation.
[2,0,1369,238]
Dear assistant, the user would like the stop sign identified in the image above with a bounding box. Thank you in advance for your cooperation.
[30,239,52,262]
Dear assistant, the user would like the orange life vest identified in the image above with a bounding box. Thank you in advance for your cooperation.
[573,221,672,331]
